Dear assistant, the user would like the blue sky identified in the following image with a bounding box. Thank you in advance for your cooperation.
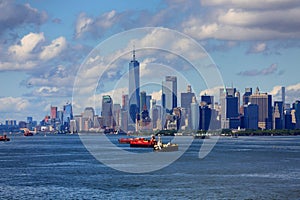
[1,0,300,122]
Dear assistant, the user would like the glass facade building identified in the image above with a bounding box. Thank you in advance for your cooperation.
[162,76,177,114]
[128,50,140,123]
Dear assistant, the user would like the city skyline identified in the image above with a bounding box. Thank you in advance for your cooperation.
[1,0,300,122]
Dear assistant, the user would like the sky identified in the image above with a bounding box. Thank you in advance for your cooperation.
[1,0,300,122]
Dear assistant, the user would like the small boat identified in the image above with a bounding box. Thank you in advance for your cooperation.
[193,134,210,139]
[118,137,144,144]
[153,135,178,152]
[154,143,178,152]
[0,135,10,142]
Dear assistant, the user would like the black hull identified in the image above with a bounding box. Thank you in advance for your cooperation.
[130,144,154,148]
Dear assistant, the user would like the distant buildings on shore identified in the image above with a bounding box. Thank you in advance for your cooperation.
[2,52,300,134]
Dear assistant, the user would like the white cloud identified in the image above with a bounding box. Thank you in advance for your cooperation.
[75,13,93,38]
[202,0,300,10]
[39,36,67,60]
[200,86,223,103]
[269,83,300,103]
[0,97,29,112]
[248,42,267,53]
[0,61,36,71]
[8,32,45,60]
[150,90,162,101]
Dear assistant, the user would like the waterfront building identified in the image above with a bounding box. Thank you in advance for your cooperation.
[249,87,272,130]
[220,87,239,129]
[74,115,83,131]
[128,49,140,123]
[190,96,199,130]
[285,110,295,130]
[244,103,259,130]
[199,105,211,131]
[101,95,113,128]
[273,101,284,129]
[69,119,77,133]
[162,76,177,114]
[5,120,17,126]
[83,107,95,127]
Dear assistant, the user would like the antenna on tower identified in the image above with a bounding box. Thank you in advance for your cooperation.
[133,44,136,61]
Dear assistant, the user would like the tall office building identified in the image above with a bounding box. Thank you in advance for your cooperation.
[220,87,239,129]
[181,85,195,109]
[273,101,284,129]
[146,95,152,112]
[113,104,121,128]
[190,96,199,130]
[83,107,95,128]
[243,88,253,105]
[181,85,195,129]
[293,100,300,129]
[249,87,272,130]
[199,105,212,131]
[128,49,140,123]
[63,102,73,125]
[244,103,259,130]
[140,91,147,113]
[83,107,95,120]
[101,95,113,128]
[201,95,214,107]
[162,76,177,114]
[122,94,128,110]
[50,106,57,119]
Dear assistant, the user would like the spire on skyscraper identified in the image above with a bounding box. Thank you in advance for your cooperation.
[132,45,135,61]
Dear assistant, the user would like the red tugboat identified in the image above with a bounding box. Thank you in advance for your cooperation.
[129,135,157,148]
[118,137,144,144]
[0,135,10,142]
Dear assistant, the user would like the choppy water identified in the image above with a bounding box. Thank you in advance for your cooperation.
[0,134,300,199]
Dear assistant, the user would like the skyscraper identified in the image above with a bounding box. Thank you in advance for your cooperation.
[220,87,239,129]
[140,91,147,113]
[249,87,272,130]
[50,106,57,119]
[201,95,214,106]
[293,100,300,129]
[101,95,113,128]
[273,101,284,129]
[244,103,258,130]
[243,88,252,105]
[190,96,199,130]
[63,102,73,125]
[83,107,95,128]
[162,76,177,114]
[128,49,140,123]
[199,105,212,131]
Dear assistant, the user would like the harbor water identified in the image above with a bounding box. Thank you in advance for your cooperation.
[0,134,300,199]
